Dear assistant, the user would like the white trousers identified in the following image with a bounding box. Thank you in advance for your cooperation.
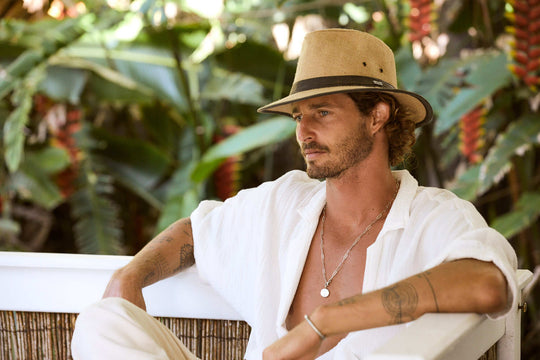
[71,297,199,360]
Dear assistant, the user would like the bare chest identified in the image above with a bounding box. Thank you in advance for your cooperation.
[285,218,382,355]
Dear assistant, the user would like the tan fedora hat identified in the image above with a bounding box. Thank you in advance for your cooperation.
[257,29,433,127]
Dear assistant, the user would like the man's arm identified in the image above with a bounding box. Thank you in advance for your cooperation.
[102,217,195,310]
[263,258,508,360]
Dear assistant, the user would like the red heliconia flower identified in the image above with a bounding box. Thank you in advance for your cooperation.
[459,105,486,164]
[506,0,540,90]
[408,0,434,42]
[49,107,82,199]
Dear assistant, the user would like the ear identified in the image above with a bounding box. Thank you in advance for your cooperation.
[369,101,390,135]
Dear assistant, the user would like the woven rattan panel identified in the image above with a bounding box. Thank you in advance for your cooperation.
[0,311,250,360]
[0,310,496,359]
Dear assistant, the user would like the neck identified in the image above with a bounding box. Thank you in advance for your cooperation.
[324,156,397,226]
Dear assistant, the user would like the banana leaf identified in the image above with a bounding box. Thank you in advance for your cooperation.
[491,192,540,239]
[214,40,296,91]
[201,70,266,106]
[479,113,540,195]
[62,44,189,114]
[435,52,512,135]
[90,127,172,209]
[449,163,481,202]
[413,57,462,114]
[155,164,201,234]
[9,147,71,209]
[191,116,295,183]
[394,46,422,92]
[155,129,201,233]
[38,66,88,104]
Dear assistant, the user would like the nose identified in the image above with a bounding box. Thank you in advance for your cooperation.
[296,114,314,143]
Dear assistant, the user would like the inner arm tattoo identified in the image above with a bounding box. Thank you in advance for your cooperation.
[381,282,418,324]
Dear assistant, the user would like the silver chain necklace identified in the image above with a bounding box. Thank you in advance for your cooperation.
[319,180,399,298]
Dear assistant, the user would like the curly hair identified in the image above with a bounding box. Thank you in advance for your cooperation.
[348,92,416,166]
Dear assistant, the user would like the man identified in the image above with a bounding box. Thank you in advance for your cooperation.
[72,29,517,360]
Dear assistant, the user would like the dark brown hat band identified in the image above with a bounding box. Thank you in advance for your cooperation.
[290,75,395,94]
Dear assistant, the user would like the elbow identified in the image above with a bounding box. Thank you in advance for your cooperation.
[475,266,508,314]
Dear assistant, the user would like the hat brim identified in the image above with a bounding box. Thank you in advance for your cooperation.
[257,86,433,128]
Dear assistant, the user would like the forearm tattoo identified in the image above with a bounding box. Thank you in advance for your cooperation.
[173,218,195,272]
[418,272,440,312]
[381,282,418,324]
[142,252,170,286]
[142,218,194,284]
[180,218,193,238]
[336,294,362,307]
[173,243,195,272]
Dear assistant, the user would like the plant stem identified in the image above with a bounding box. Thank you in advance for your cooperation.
[167,29,205,152]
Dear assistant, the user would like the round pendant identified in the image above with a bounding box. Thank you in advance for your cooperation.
[320,288,330,298]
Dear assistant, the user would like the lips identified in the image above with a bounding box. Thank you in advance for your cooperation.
[302,143,328,159]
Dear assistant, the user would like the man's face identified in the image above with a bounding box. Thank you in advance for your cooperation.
[292,93,374,179]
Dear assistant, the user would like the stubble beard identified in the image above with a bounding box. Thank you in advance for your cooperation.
[304,126,374,180]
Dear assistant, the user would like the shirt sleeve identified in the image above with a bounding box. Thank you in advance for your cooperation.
[189,170,322,325]
[420,197,518,319]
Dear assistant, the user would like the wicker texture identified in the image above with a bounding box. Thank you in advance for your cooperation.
[0,311,75,360]
[0,311,496,359]
[0,311,250,360]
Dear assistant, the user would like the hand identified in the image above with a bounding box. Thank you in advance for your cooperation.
[102,268,147,311]
[263,320,323,360]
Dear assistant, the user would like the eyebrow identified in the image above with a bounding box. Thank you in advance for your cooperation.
[291,102,333,114]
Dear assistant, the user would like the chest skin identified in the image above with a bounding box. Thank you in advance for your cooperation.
[285,215,384,358]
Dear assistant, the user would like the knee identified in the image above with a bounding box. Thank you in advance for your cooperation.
[75,298,127,329]
[72,298,131,358]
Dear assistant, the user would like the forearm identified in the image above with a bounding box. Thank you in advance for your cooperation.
[310,259,508,337]
[107,217,195,291]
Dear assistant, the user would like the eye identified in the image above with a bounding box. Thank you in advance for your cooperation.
[319,110,329,117]
[293,114,302,122]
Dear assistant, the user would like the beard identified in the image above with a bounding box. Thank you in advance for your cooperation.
[303,125,374,180]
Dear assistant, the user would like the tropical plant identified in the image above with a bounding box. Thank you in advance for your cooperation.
[0,0,297,254]
[0,0,539,356]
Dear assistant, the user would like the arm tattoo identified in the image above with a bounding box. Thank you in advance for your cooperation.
[172,218,195,272]
[381,282,418,324]
[177,243,195,270]
[158,235,173,244]
[181,218,193,238]
[336,294,362,307]
[418,272,439,312]
[143,252,171,286]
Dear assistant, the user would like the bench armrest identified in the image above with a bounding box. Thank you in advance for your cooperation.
[366,269,533,360]
[0,251,242,320]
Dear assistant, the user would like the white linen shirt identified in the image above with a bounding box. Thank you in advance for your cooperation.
[190,169,517,360]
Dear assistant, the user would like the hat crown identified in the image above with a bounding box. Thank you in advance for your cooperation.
[293,29,397,88]
[257,28,433,127]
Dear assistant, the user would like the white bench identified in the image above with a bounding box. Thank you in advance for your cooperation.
[0,251,532,359]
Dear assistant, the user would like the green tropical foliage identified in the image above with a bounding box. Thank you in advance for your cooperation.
[0,0,539,356]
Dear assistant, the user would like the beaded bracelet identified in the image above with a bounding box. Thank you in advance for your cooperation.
[304,314,325,340]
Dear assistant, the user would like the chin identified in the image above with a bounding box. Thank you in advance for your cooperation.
[306,166,344,180]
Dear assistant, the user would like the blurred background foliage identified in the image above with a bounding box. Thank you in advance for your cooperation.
[0,0,539,356]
